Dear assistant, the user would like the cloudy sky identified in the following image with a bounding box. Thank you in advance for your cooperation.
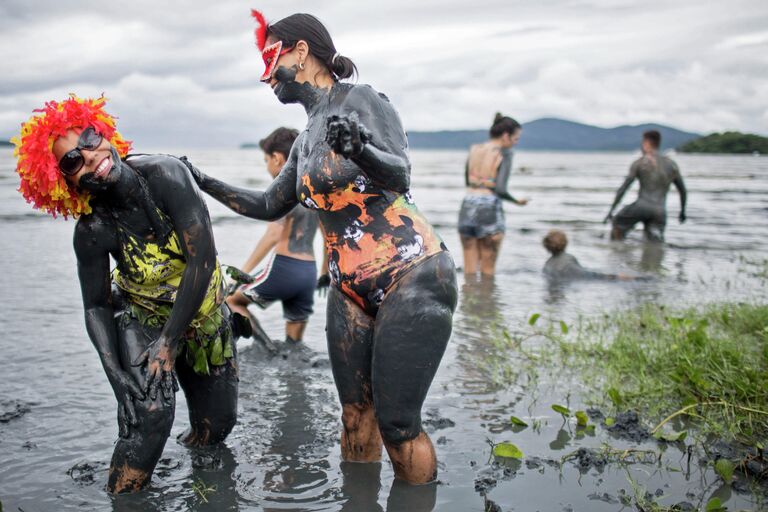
[2,0,767,148]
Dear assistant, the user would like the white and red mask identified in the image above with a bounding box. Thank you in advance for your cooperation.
[251,9,293,83]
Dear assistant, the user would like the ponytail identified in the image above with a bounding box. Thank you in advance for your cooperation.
[489,112,521,138]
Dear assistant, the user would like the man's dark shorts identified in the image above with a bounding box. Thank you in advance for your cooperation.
[240,254,317,322]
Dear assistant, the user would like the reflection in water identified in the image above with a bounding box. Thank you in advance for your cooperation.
[261,365,329,510]
[454,275,507,391]
[459,275,505,326]
[187,445,240,512]
[386,479,437,512]
[339,462,383,512]
[549,429,571,451]
[640,241,665,273]
[457,274,506,347]
[611,240,666,275]
[545,279,568,305]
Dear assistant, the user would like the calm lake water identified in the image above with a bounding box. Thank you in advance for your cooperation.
[0,148,766,511]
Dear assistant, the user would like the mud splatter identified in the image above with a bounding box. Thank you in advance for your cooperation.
[0,400,33,423]
[605,410,650,442]
[422,409,456,433]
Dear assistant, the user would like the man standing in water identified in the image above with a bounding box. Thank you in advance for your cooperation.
[603,130,687,242]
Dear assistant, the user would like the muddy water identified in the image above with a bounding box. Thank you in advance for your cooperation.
[0,148,766,511]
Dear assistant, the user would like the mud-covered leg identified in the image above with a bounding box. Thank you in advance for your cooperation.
[326,287,382,462]
[644,214,666,243]
[176,314,238,447]
[611,204,639,241]
[285,320,308,342]
[108,315,175,494]
[460,235,479,275]
[478,233,503,276]
[373,252,458,484]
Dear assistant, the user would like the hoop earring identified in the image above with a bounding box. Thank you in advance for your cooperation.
[298,61,305,71]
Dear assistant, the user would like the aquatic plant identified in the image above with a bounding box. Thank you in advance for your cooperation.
[191,478,217,503]
[558,303,768,444]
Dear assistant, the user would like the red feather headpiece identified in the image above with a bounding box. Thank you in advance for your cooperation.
[12,94,132,219]
[251,9,269,51]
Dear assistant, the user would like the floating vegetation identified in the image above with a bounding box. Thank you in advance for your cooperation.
[191,478,217,503]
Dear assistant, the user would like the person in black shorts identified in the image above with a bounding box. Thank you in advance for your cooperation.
[458,113,529,276]
[226,127,322,346]
[604,130,687,242]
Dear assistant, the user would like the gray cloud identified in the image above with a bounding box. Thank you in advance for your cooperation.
[1,0,766,147]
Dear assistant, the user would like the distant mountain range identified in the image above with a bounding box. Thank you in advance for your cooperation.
[407,118,700,151]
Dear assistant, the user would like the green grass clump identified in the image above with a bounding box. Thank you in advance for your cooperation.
[562,303,768,442]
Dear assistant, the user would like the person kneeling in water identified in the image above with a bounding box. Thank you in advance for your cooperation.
[13,95,241,493]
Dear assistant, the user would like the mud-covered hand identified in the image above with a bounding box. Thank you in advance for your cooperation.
[679,211,686,224]
[107,369,146,438]
[316,273,331,297]
[326,111,372,159]
[225,265,255,285]
[132,339,179,402]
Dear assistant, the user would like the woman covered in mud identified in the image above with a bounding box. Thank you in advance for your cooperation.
[189,11,458,485]
[13,95,240,493]
[458,113,529,276]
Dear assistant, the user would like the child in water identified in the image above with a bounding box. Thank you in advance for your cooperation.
[543,230,636,281]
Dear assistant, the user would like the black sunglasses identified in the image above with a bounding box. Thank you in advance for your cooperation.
[58,126,104,176]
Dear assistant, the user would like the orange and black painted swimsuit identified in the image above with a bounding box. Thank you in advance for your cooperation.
[190,81,448,315]
[298,152,446,315]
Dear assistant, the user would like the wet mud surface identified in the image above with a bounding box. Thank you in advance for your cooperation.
[1,149,767,510]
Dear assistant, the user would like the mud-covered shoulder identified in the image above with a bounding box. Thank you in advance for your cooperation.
[341,82,391,106]
[339,83,408,152]
[125,154,201,211]
[662,155,681,177]
[125,154,189,185]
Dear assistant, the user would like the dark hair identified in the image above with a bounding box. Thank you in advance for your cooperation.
[268,13,357,80]
[643,130,661,149]
[489,112,521,138]
[259,127,300,158]
[543,229,568,255]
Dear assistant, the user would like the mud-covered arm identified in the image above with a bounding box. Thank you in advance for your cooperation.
[672,162,687,222]
[183,140,300,221]
[316,223,331,295]
[328,85,411,193]
[605,162,638,221]
[494,148,521,203]
[241,221,282,273]
[156,159,218,351]
[464,159,470,187]
[74,217,145,435]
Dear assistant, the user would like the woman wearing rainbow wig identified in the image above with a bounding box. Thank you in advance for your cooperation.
[13,95,240,493]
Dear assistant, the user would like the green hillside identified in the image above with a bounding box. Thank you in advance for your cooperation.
[677,131,768,154]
